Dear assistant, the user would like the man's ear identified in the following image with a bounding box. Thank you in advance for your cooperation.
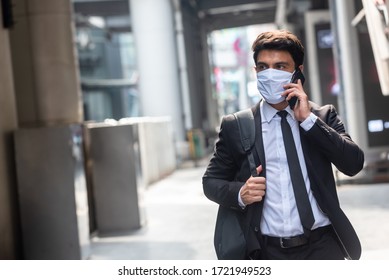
[298,65,304,72]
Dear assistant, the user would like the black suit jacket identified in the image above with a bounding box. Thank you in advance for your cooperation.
[203,101,365,259]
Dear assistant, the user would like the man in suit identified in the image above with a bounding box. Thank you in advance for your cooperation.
[202,30,364,260]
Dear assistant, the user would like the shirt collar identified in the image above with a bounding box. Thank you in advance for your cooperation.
[260,101,296,123]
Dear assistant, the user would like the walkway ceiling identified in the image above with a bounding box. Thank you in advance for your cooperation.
[192,0,278,31]
[73,0,286,32]
[192,0,328,31]
[72,0,321,33]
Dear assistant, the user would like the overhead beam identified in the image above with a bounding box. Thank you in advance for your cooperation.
[196,0,273,11]
[73,0,129,17]
[201,8,275,31]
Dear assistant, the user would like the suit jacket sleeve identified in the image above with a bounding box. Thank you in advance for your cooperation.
[202,114,246,210]
[308,103,364,176]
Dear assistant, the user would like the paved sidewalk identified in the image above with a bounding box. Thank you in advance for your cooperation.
[89,160,389,260]
[337,182,389,260]
[89,161,218,260]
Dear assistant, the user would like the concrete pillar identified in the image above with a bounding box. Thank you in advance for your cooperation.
[329,0,368,150]
[129,0,185,142]
[0,3,20,259]
[201,25,219,133]
[9,0,82,126]
[172,0,192,131]
[7,0,88,259]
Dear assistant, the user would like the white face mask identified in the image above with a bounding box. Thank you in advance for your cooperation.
[256,68,294,104]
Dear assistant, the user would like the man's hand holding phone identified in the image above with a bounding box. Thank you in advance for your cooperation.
[287,69,305,109]
[282,70,311,122]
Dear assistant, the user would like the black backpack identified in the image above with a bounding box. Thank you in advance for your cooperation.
[214,108,257,260]
[233,108,257,176]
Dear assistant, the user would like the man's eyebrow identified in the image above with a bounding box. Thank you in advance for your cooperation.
[256,61,290,66]
[274,61,290,66]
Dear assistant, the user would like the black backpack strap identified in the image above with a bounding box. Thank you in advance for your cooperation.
[233,108,257,177]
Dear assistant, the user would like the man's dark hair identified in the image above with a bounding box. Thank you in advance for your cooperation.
[251,30,304,68]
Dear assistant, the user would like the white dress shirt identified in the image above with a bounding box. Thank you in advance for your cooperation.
[239,101,330,237]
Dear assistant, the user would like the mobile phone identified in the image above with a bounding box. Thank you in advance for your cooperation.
[288,69,305,109]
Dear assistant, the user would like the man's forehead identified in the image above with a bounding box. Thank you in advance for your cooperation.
[256,49,291,57]
[256,50,293,63]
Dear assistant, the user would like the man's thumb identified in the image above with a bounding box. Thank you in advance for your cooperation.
[256,165,263,175]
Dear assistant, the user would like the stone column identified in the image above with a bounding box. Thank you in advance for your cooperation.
[9,0,82,126]
[7,0,89,259]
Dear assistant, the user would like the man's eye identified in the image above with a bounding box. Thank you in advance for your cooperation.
[257,65,267,71]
